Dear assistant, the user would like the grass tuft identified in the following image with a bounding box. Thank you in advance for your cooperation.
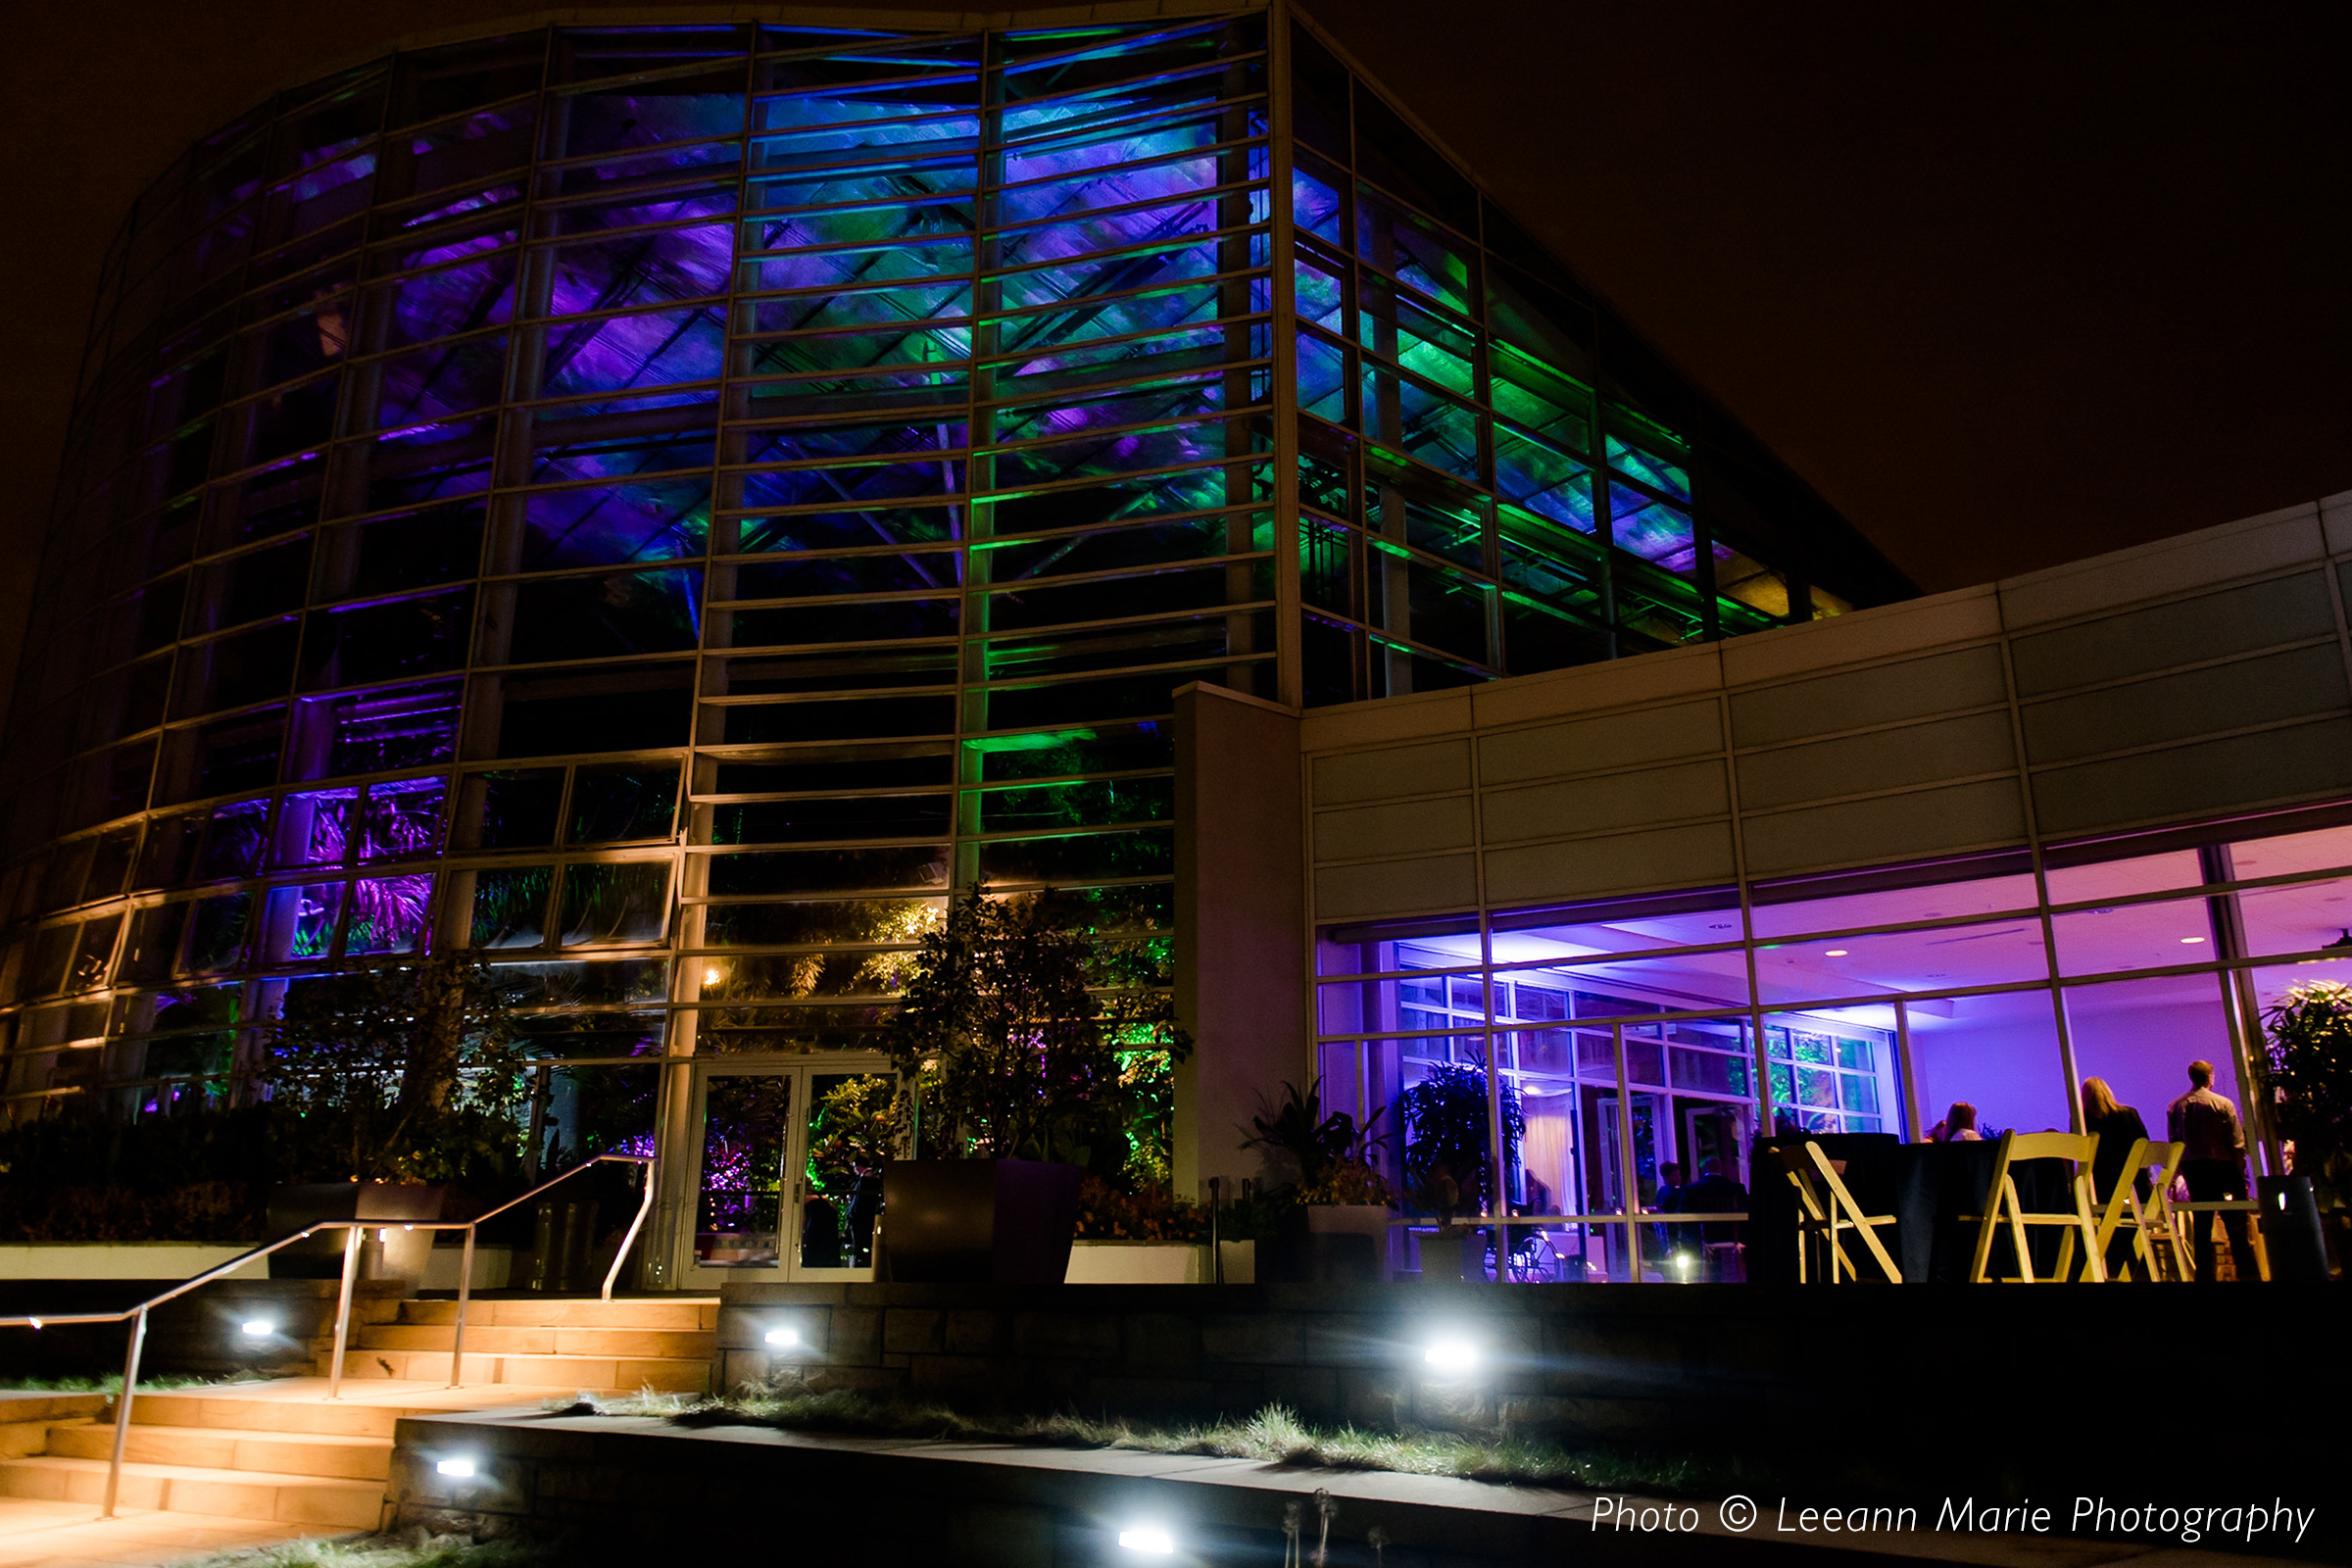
[538,1380,1723,1496]
[0,1371,270,1395]
[177,1530,556,1568]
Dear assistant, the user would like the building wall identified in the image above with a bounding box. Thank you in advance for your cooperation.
[1301,493,2352,923]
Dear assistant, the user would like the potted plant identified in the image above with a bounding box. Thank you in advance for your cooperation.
[879,889,1190,1283]
[260,956,524,1286]
[2262,980,2352,1271]
[1246,1080,1396,1282]
[1397,1060,1523,1282]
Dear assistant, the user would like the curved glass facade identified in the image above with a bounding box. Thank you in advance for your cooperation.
[0,9,1908,1140]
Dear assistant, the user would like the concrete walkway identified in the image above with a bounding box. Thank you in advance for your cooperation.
[0,1494,322,1568]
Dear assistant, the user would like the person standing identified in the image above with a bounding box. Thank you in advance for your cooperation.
[2081,1077,2151,1276]
[2167,1060,2252,1282]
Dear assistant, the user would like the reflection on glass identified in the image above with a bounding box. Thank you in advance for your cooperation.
[559,861,670,946]
[801,1072,893,1270]
[695,1073,789,1268]
[471,865,553,949]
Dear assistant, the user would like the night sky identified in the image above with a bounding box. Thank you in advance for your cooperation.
[2,1,2347,728]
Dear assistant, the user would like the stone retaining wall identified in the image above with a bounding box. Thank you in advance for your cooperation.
[713,1279,2344,1499]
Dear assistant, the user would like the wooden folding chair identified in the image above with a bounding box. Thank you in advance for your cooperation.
[1962,1131,2105,1283]
[2084,1138,2192,1281]
[1767,1141,1901,1283]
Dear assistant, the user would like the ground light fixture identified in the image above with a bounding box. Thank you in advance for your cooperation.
[239,1319,273,1337]
[1117,1527,1176,1554]
[1424,1339,1479,1373]
[435,1457,477,1478]
[764,1326,800,1348]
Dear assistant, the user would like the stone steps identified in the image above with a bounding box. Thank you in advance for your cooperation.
[0,1453,384,1529]
[46,1420,392,1481]
[337,1348,710,1394]
[394,1298,717,1331]
[359,1323,714,1359]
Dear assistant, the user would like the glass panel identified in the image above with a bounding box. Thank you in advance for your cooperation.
[2229,823,2352,882]
[346,874,433,954]
[1756,918,2049,1004]
[1898,989,2069,1144]
[1490,893,1743,957]
[1759,1006,1902,1138]
[2060,972,2237,1180]
[476,769,564,847]
[2043,848,2205,906]
[1751,867,2039,939]
[558,860,670,945]
[696,1073,790,1267]
[567,766,681,843]
[471,864,554,948]
[2234,873,2352,957]
[266,880,345,959]
[2050,896,2217,976]
[800,1071,893,1269]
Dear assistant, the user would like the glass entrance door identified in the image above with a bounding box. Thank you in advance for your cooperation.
[681,1058,895,1286]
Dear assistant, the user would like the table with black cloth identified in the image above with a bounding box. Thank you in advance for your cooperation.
[1745,1135,2080,1283]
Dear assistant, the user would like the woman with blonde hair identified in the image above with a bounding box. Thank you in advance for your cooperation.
[2081,1077,2152,1204]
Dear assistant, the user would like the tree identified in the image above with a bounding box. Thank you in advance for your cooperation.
[2264,980,2352,1209]
[261,956,526,1183]
[882,888,1189,1177]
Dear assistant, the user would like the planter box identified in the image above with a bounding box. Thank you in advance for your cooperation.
[264,1183,447,1285]
[419,1244,514,1292]
[880,1159,1081,1284]
[1268,1204,1390,1283]
[1063,1241,1204,1284]
[1217,1238,1257,1284]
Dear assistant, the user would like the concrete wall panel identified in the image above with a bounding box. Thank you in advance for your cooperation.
[1476,699,1720,787]
[1313,854,1480,920]
[1728,646,2008,749]
[1995,504,2324,630]
[1719,586,2003,687]
[2030,716,2352,838]
[1312,797,1477,860]
[1481,759,1729,845]
[2019,644,2351,766]
[1483,822,1738,906]
[2008,572,2336,698]
[1737,710,2017,811]
[1740,778,2029,877]
[1309,739,1471,807]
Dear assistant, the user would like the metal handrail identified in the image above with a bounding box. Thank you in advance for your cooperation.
[0,1220,370,1521]
[0,1152,657,1523]
[441,1154,655,1393]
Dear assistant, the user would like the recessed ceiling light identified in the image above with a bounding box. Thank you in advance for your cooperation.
[1824,950,1848,957]
[2180,936,2205,944]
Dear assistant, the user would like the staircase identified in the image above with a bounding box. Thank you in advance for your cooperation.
[0,1295,718,1529]
[0,1387,400,1529]
[333,1297,716,1393]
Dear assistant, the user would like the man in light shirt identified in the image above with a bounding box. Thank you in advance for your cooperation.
[2168,1060,2251,1283]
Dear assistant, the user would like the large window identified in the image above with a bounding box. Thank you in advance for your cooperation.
[1314,814,2352,1282]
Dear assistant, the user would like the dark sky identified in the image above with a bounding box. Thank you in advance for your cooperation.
[3,2,2348,730]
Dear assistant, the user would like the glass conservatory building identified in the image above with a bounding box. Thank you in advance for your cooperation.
[0,4,1918,1284]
